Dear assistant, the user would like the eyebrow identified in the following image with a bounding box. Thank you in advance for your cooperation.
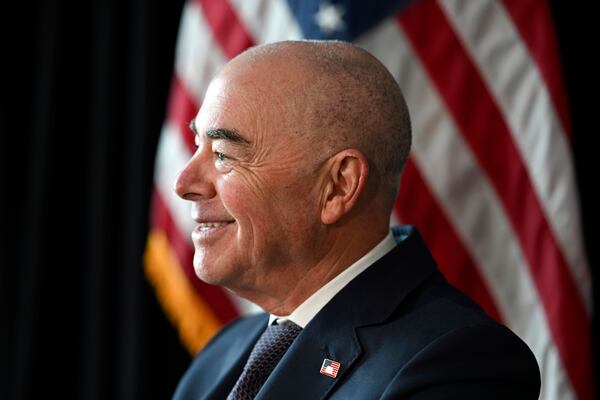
[206,128,250,144]
[189,119,250,144]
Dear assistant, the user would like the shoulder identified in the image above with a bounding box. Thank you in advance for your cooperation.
[377,272,540,398]
[340,263,540,398]
[379,322,540,399]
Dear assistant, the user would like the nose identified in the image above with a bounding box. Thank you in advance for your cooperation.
[174,152,217,201]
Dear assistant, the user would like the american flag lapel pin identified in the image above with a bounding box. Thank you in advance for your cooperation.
[320,358,341,378]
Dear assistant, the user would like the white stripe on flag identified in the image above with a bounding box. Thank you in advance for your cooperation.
[357,18,573,400]
[155,122,196,238]
[175,2,228,105]
[229,0,303,43]
[438,0,591,313]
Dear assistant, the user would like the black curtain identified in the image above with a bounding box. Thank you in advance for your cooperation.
[556,2,600,396]
[553,2,600,396]
[1,1,189,399]
[1,1,598,399]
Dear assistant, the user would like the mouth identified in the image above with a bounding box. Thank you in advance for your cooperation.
[192,220,236,241]
[195,221,235,231]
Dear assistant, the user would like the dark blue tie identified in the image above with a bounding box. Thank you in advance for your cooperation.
[227,322,302,400]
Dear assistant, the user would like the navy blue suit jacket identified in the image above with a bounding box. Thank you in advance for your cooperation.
[173,226,540,399]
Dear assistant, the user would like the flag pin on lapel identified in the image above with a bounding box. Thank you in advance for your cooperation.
[320,358,341,378]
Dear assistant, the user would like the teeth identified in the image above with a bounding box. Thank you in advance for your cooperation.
[197,222,231,230]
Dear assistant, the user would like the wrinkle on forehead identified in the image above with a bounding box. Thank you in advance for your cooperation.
[208,66,317,154]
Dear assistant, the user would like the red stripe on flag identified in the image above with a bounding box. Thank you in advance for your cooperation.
[501,0,572,138]
[167,75,199,154]
[398,2,592,398]
[151,189,239,323]
[396,159,503,323]
[197,0,255,59]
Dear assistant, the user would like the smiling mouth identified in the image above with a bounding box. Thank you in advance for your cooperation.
[196,221,235,231]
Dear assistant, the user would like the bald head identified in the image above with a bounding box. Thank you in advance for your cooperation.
[219,40,412,206]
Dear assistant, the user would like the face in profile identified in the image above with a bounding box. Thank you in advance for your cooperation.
[174,72,327,294]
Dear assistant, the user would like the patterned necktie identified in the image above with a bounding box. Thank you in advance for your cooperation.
[227,322,302,400]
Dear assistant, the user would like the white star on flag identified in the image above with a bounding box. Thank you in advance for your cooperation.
[313,2,346,35]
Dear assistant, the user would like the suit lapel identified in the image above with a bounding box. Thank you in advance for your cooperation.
[257,226,437,399]
[256,317,362,400]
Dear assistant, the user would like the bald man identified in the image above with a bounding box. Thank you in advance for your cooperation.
[173,41,540,400]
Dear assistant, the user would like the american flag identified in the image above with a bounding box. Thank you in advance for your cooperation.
[320,359,341,378]
[144,1,593,399]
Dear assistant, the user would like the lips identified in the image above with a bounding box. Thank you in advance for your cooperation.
[196,221,235,231]
[192,219,236,239]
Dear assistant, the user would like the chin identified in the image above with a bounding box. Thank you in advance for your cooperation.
[193,256,238,288]
[193,262,221,285]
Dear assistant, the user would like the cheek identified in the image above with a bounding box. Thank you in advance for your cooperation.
[217,176,280,239]
[217,171,320,240]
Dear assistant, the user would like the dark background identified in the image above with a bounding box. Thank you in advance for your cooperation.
[1,1,598,399]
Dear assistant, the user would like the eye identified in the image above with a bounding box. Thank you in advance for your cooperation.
[213,151,233,173]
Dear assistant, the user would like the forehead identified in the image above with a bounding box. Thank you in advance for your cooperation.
[197,77,249,121]
[196,76,263,129]
[194,74,299,144]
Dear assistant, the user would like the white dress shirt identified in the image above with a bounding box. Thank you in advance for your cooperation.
[269,230,397,327]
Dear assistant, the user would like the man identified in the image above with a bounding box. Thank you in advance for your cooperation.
[173,40,540,399]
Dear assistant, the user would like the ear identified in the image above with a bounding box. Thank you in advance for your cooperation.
[321,149,369,225]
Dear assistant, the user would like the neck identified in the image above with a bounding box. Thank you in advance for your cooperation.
[234,223,389,316]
